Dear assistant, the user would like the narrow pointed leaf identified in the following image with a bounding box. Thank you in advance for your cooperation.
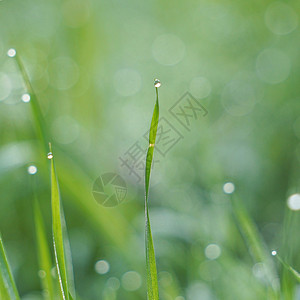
[14,51,48,152]
[0,235,20,300]
[144,86,160,300]
[50,144,69,300]
[34,199,54,300]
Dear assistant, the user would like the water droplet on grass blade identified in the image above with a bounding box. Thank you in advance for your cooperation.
[154,79,161,88]
[7,48,16,57]
[271,250,277,256]
[47,152,53,159]
[21,93,31,103]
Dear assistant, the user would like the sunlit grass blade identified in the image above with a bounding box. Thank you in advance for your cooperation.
[34,198,54,300]
[231,194,279,297]
[0,235,20,300]
[13,50,49,151]
[144,80,160,300]
[49,143,70,300]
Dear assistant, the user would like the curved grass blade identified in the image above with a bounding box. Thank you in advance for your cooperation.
[34,198,54,300]
[13,50,49,152]
[0,235,20,300]
[144,81,160,300]
[49,143,69,300]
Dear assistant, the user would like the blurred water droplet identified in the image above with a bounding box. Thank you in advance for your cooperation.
[223,182,235,194]
[287,193,300,211]
[21,93,31,103]
[271,250,277,256]
[7,48,16,58]
[27,165,38,175]
[95,260,110,275]
[256,49,291,84]
[121,271,142,291]
[47,152,53,159]
[205,244,221,260]
[154,78,161,88]
[106,277,120,290]
[265,2,298,35]
[38,270,46,278]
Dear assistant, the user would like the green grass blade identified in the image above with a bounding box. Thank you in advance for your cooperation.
[275,253,300,283]
[144,82,160,300]
[0,235,20,300]
[49,143,69,300]
[61,208,76,299]
[34,199,54,300]
[13,50,49,152]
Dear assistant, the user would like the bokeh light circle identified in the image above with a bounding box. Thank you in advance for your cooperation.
[265,2,298,35]
[152,34,185,66]
[256,49,291,84]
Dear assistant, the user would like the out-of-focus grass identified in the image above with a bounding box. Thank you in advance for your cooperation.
[0,0,300,299]
[0,235,20,300]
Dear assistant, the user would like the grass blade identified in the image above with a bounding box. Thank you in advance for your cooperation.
[0,235,20,300]
[34,198,54,300]
[274,253,300,283]
[144,80,160,300]
[13,50,49,152]
[49,143,69,300]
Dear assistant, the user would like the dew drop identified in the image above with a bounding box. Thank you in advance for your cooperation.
[7,48,16,58]
[21,93,31,103]
[47,152,53,159]
[154,78,161,88]
[271,250,277,256]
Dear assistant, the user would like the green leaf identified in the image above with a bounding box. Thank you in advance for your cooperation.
[14,51,49,152]
[0,235,20,300]
[49,143,69,300]
[144,85,160,300]
[34,198,54,300]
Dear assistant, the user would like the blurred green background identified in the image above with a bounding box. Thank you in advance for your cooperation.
[1,0,300,299]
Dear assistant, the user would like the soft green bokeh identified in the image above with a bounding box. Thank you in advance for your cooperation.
[0,0,300,299]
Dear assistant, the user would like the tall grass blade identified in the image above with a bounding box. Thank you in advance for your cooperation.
[49,143,70,300]
[34,198,54,300]
[144,81,160,300]
[14,50,48,151]
[0,235,20,300]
